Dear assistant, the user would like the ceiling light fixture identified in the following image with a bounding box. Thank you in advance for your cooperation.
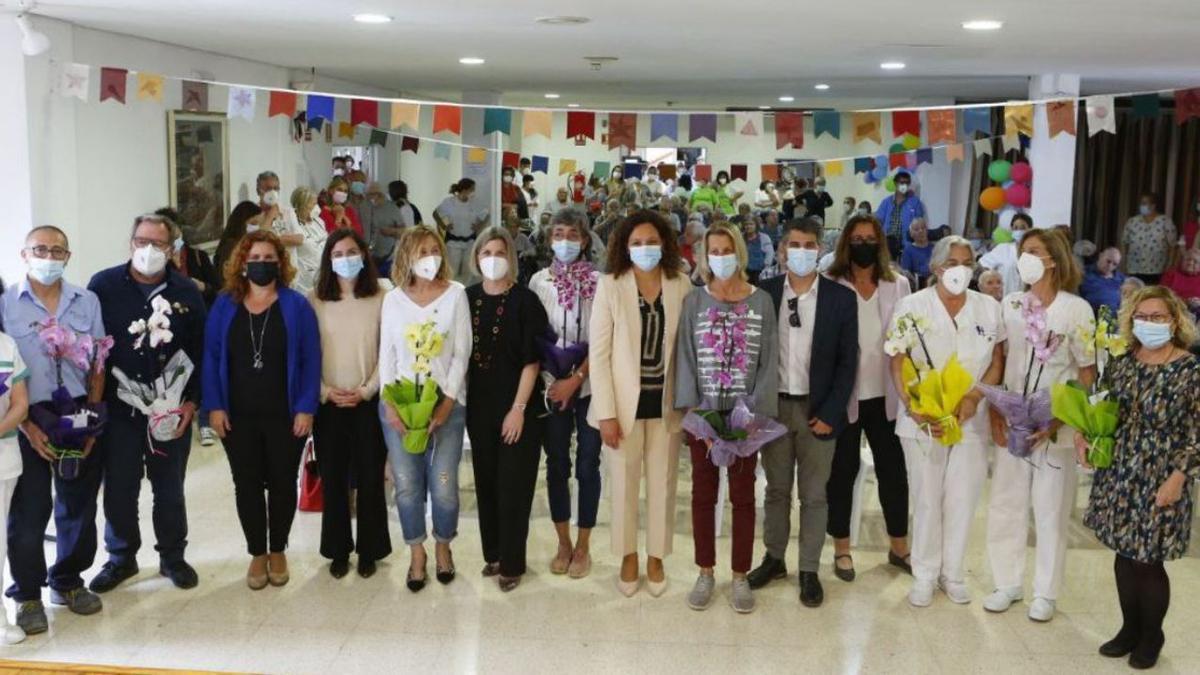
[567,103,580,108]
[535,16,590,25]
[880,61,906,70]
[778,95,795,102]
[353,13,393,24]
[962,19,1003,31]
[814,83,830,91]
[14,2,50,56]
[544,93,560,99]
[458,57,486,65]
[758,105,771,110]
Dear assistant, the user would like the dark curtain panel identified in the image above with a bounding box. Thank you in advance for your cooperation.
[963,109,1028,238]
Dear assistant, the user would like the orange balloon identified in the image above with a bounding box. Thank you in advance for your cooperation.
[980,186,1007,212]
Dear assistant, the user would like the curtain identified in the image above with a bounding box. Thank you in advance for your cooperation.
[962,109,1027,238]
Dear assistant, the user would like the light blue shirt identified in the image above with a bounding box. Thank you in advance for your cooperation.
[0,277,105,404]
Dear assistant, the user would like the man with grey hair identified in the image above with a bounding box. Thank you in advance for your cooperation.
[362,182,405,277]
[253,170,297,234]
[1080,246,1126,315]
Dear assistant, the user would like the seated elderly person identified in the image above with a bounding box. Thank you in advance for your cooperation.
[1161,248,1200,317]
[977,269,1004,302]
[900,218,934,288]
[1080,246,1126,316]
[679,216,705,270]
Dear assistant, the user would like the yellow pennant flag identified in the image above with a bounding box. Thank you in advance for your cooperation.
[466,147,487,164]
[390,102,420,130]
[338,121,355,139]
[136,72,164,102]
[558,158,577,176]
[523,110,553,139]
[824,160,845,177]
[1004,103,1034,137]
[851,112,882,144]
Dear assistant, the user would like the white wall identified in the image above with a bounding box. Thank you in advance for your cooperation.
[0,18,35,288]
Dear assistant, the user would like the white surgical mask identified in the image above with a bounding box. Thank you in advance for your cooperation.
[786,248,820,277]
[897,183,910,195]
[1139,204,1153,217]
[332,190,348,205]
[333,168,345,177]
[479,255,509,281]
[1017,252,1047,286]
[262,189,280,207]
[28,257,65,285]
[132,244,168,276]
[940,265,971,296]
[765,183,775,192]
[857,207,869,216]
[309,205,321,221]
[707,254,738,280]
[413,255,441,280]
[551,239,582,263]
[718,178,728,186]
[502,175,513,184]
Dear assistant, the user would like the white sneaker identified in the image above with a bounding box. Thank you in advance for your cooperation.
[908,580,935,607]
[199,427,217,447]
[983,587,1023,613]
[1,623,25,645]
[1027,597,1056,622]
[939,578,972,605]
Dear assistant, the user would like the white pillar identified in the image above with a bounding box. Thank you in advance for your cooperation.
[0,18,35,284]
[1027,74,1080,229]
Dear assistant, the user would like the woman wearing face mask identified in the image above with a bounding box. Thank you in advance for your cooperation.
[202,230,321,590]
[1121,193,1177,285]
[824,215,914,582]
[500,167,528,221]
[320,178,364,237]
[266,187,328,296]
[755,180,782,212]
[799,177,834,223]
[1080,286,1199,669]
[675,223,778,614]
[980,213,1034,297]
[713,170,741,217]
[889,235,1006,608]
[379,225,471,592]
[839,197,857,230]
[740,216,774,284]
[644,168,665,199]
[346,169,369,210]
[527,209,602,579]
[465,227,549,592]
[308,230,391,580]
[982,228,1095,622]
[214,201,262,279]
[590,210,691,598]
[689,176,720,214]
[605,166,626,203]
[433,178,489,282]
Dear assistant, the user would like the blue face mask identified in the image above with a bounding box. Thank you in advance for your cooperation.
[350,181,366,196]
[332,255,364,280]
[786,248,820,277]
[629,245,662,271]
[1132,320,1172,349]
[551,239,582,264]
[28,258,66,285]
[173,237,185,253]
[707,254,739,280]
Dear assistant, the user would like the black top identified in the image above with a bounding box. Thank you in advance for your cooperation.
[798,189,834,223]
[636,294,666,420]
[466,284,548,421]
[227,301,289,418]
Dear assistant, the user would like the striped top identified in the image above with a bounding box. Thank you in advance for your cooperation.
[636,294,666,419]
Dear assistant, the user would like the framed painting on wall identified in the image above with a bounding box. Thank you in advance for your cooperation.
[167,110,229,249]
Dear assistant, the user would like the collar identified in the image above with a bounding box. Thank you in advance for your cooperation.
[121,260,183,288]
[17,276,83,303]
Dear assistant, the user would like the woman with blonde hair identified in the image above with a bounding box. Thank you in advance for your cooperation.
[258,187,327,295]
[379,225,472,592]
[202,230,321,589]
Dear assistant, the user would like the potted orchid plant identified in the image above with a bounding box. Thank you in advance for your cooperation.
[885,312,974,447]
[535,259,597,412]
[381,319,445,454]
[1051,304,1126,468]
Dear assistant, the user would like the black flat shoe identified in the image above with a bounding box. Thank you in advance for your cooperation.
[833,554,856,582]
[90,561,139,593]
[481,562,500,577]
[406,565,427,592]
[159,560,199,590]
[746,554,787,590]
[498,575,521,592]
[1129,632,1164,670]
[1099,629,1139,658]
[437,551,456,584]
[799,571,824,608]
[888,550,912,575]
[330,559,350,579]
[357,559,377,579]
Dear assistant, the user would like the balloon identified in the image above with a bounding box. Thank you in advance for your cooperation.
[883,176,896,192]
[875,155,888,170]
[902,134,921,151]
[889,142,905,154]
[988,159,1012,183]
[905,153,919,170]
[980,186,1007,211]
[872,165,888,181]
[864,171,877,184]
[1011,161,1033,183]
[1005,183,1031,208]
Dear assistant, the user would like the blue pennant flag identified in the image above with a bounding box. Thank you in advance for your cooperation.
[813,111,841,139]
[853,157,871,175]
[624,163,644,180]
[649,113,678,142]
[963,107,991,137]
[306,95,334,123]
[916,148,934,166]
[531,155,549,174]
[483,107,512,136]
[433,143,451,160]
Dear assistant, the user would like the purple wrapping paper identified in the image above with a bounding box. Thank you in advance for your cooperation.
[27,386,108,453]
[535,329,588,379]
[681,396,787,467]
[977,384,1053,458]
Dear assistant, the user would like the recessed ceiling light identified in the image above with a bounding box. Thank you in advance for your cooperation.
[962,19,1003,31]
[350,13,393,24]
[758,105,771,110]
[544,93,560,99]
[778,95,795,102]
[880,61,906,70]
[535,16,590,25]
[814,83,830,91]
[567,103,580,108]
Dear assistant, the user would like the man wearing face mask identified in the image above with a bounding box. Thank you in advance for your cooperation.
[253,171,298,236]
[543,187,572,219]
[798,177,834,224]
[362,182,405,278]
[86,214,207,595]
[1,226,108,634]
[875,171,926,261]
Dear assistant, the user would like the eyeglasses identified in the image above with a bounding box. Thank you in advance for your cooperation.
[1133,313,1173,324]
[26,245,71,260]
[132,237,172,252]
[787,297,802,328]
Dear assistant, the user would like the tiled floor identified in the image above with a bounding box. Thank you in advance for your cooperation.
[3,440,1198,674]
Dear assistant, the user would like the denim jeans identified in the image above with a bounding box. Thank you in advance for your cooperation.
[381,400,466,545]
[542,396,602,528]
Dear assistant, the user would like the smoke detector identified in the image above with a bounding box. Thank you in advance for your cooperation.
[584,56,618,71]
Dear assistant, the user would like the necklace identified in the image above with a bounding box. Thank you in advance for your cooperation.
[471,288,510,371]
[249,305,272,372]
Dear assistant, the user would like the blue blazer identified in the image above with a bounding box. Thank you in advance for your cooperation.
[201,288,321,417]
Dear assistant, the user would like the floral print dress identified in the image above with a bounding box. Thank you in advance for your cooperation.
[1084,353,1200,562]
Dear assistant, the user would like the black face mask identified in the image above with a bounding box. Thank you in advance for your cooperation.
[245,261,280,287]
[849,243,879,268]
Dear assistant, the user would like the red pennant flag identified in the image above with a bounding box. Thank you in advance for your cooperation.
[760,164,779,182]
[99,67,128,104]
[432,105,462,135]
[350,98,379,127]
[889,152,906,170]
[608,112,637,150]
[268,91,297,118]
[692,164,713,183]
[774,112,805,149]
[892,110,920,138]
[400,136,419,154]
[566,111,596,139]
[730,164,748,182]
[502,151,520,169]
[1174,88,1200,125]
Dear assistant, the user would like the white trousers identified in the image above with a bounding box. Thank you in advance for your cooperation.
[985,444,1077,600]
[445,240,476,283]
[902,437,987,585]
[606,419,681,559]
[0,477,14,627]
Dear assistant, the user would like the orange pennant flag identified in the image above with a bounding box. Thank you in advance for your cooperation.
[338,121,355,139]
[1004,103,1034,137]
[267,91,297,118]
[852,112,882,144]
[390,102,420,130]
[927,109,957,144]
[1047,101,1077,138]
[135,72,164,102]
[523,110,553,138]
[945,143,965,162]
[432,105,462,135]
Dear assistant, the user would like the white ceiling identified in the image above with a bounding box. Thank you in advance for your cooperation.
[15,0,1200,109]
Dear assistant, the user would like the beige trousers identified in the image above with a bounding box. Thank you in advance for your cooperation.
[605,419,681,559]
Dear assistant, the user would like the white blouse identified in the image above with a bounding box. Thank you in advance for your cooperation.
[273,215,326,296]
[528,266,598,398]
[378,282,473,405]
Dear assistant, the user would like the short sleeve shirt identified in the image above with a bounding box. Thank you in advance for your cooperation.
[0,333,30,479]
[0,280,105,404]
[1122,215,1177,275]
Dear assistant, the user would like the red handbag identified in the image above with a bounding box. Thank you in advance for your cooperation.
[298,435,324,512]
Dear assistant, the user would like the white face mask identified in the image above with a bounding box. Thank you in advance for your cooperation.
[940,265,971,296]
[132,244,168,276]
[502,175,513,184]
[479,255,509,281]
[551,239,581,263]
[897,183,910,195]
[333,168,345,177]
[718,178,728,186]
[1017,252,1047,286]
[28,257,65,285]
[412,255,441,280]
[787,248,820,277]
[707,254,738,280]
[309,205,321,221]
[332,190,348,205]
[262,189,280,207]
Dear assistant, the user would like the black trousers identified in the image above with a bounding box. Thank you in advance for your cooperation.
[222,414,305,556]
[1113,554,1171,653]
[468,409,544,577]
[826,397,909,539]
[315,400,391,563]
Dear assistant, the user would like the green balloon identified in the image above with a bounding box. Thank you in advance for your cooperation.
[902,134,921,150]
[988,159,1012,183]
[883,176,896,192]
[889,142,905,154]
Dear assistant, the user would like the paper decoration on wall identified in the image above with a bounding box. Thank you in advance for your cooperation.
[1085,95,1116,136]
[227,87,256,121]
[608,113,637,150]
[813,111,840,139]
[1002,134,1020,153]
[927,109,956,144]
[401,136,419,153]
[99,67,128,104]
[350,99,379,127]
[851,112,881,143]
[390,102,420,130]
[531,155,549,174]
[268,91,297,118]
[180,80,208,112]
[1004,104,1033,138]
[891,110,920,138]
[502,151,520,168]
[974,138,993,157]
[135,72,163,102]
[852,157,870,174]
[1174,88,1200,125]
[649,114,678,142]
[824,160,845,177]
[433,105,462,135]
[484,107,513,136]
[338,121,355,139]
[760,164,779,182]
[593,161,611,178]
[466,147,487,164]
[734,111,763,137]
[566,111,595,139]
[916,148,934,166]
[1130,94,1161,119]
[306,94,334,122]
[689,114,717,142]
[624,163,644,180]
[730,164,748,181]
[522,110,552,138]
[963,107,991,137]
[558,158,577,175]
[945,143,965,162]
[58,63,90,101]
[368,129,387,146]
[774,112,804,150]
[434,144,452,160]
[1047,101,1076,138]
[888,152,905,170]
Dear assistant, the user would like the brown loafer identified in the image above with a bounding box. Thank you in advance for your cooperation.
[567,552,592,579]
[247,555,268,591]
[267,553,289,587]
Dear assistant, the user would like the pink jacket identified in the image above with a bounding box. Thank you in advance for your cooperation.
[832,273,911,423]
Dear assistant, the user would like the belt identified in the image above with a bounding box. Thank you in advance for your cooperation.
[778,392,809,401]
[446,233,476,243]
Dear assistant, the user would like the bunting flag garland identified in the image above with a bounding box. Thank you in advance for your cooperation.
[649,113,678,142]
[1047,100,1076,138]
[974,138,993,158]
[502,151,520,168]
[433,105,462,135]
[337,121,355,139]
[891,110,920,138]
[730,163,748,181]
[390,102,420,130]
[813,111,840,139]
[760,164,779,182]
[268,91,297,118]
[853,157,871,175]
[135,72,164,102]
[774,112,805,150]
[99,67,128,104]
[1004,103,1034,138]
[1085,95,1116,136]
[963,107,991,137]
[927,109,957,144]
[434,143,452,160]
[483,107,513,136]
[180,80,208,111]
[624,163,644,180]
[689,114,717,142]
[350,99,379,127]
[824,160,845,177]
[401,136,420,153]
[658,165,676,181]
[1131,94,1161,119]
[1002,133,1021,153]
[58,63,90,101]
[557,158,576,175]
[522,110,552,138]
[888,152,906,170]
[308,118,324,132]
[593,161,611,179]
[692,164,713,182]
[531,155,549,174]
[734,111,763,137]
[608,112,637,150]
[851,112,881,143]
[1174,88,1200,125]
[566,111,595,139]
[368,129,387,146]
[466,147,487,164]
[945,143,965,162]
[227,87,256,121]
[306,94,334,122]
[916,148,934,166]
